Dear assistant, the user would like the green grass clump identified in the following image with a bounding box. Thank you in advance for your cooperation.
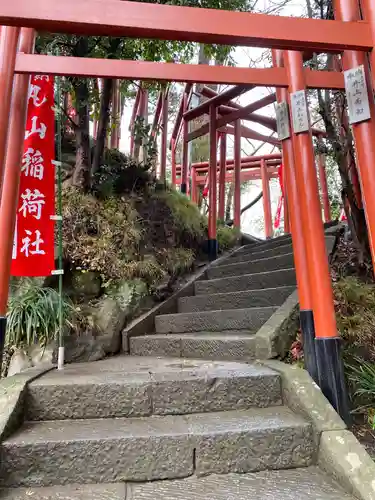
[154,189,207,240]
[7,279,76,349]
[217,225,239,251]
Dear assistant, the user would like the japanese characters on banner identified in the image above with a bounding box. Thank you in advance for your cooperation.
[11,75,56,277]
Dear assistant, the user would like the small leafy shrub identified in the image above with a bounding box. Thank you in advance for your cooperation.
[62,189,147,283]
[120,258,166,288]
[156,248,195,276]
[92,151,153,198]
[334,277,375,362]
[217,225,239,252]
[6,280,76,349]
[155,189,207,241]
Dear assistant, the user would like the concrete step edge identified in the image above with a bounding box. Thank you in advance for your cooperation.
[5,407,307,445]
[1,407,315,487]
[133,331,258,339]
[198,267,296,286]
[0,483,126,500]
[130,333,259,360]
[125,467,354,499]
[1,466,353,499]
[156,305,277,322]
[179,285,297,303]
[195,268,296,295]
[208,254,295,278]
[155,306,277,334]
[26,359,282,420]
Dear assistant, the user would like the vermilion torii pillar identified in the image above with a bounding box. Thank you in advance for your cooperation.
[283,194,290,234]
[218,133,226,221]
[159,90,168,185]
[361,0,375,89]
[274,47,318,383]
[233,120,241,229]
[335,0,375,270]
[0,26,20,193]
[181,89,189,194]
[191,166,198,204]
[0,27,35,375]
[284,49,349,422]
[316,140,331,223]
[208,104,218,259]
[171,138,176,189]
[260,158,273,238]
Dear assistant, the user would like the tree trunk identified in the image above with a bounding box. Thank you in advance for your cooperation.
[317,87,369,255]
[72,79,91,191]
[110,79,120,149]
[92,78,114,176]
[225,183,234,222]
[71,37,91,191]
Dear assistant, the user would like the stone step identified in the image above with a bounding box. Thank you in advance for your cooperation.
[228,234,335,263]
[155,306,276,334]
[1,483,126,500]
[195,268,296,295]
[178,286,295,313]
[26,357,281,421]
[216,242,294,266]
[233,236,292,256]
[207,253,295,279]
[0,407,315,487]
[130,332,258,360]
[126,467,354,500]
[1,467,353,500]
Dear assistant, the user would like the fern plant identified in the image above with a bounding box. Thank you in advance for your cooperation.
[6,280,76,349]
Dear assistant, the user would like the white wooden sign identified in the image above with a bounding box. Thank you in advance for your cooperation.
[275,101,291,141]
[290,90,310,134]
[344,65,371,125]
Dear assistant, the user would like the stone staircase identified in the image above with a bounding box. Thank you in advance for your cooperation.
[0,233,355,499]
[129,234,307,361]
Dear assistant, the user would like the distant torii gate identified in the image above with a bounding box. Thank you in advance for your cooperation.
[1,0,375,422]
[175,154,282,239]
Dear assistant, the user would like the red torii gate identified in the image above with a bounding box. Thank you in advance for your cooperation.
[175,154,283,238]
[1,0,375,421]
[169,86,330,239]
[129,83,330,237]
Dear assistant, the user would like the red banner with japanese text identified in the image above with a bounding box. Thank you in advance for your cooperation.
[11,75,55,277]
